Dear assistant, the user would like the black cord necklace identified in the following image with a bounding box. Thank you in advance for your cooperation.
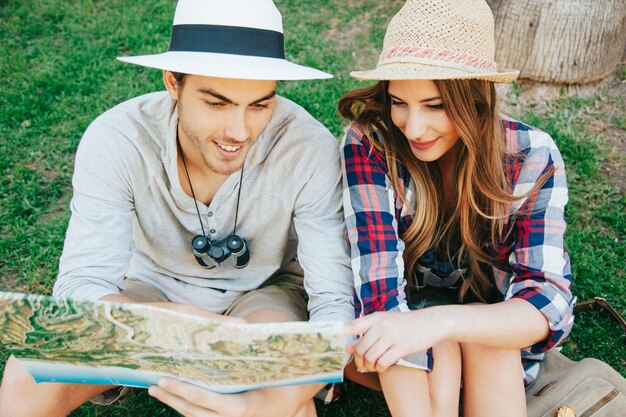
[177,135,250,269]
[177,137,244,237]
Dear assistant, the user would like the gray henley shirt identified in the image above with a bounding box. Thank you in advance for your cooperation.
[53,91,354,324]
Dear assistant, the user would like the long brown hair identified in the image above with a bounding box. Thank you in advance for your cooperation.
[338,80,545,302]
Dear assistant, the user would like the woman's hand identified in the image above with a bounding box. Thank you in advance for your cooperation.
[344,309,450,373]
[345,299,552,374]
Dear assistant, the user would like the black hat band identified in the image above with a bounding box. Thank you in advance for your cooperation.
[169,24,285,59]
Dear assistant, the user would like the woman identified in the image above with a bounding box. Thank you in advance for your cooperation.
[340,1,575,416]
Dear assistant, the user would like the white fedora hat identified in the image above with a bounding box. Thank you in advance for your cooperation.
[118,0,332,80]
[351,0,519,83]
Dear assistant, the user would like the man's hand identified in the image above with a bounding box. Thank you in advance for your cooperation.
[149,379,249,417]
[149,378,321,417]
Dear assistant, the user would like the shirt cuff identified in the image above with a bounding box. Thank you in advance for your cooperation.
[53,282,121,303]
[512,286,576,354]
[396,348,433,372]
[314,382,341,404]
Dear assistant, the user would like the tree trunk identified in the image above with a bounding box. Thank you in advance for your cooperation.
[487,0,626,84]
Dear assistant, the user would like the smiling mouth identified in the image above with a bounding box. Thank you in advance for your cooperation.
[410,137,439,150]
[216,143,242,153]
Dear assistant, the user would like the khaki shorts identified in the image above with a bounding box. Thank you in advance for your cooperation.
[91,279,308,405]
[121,278,308,320]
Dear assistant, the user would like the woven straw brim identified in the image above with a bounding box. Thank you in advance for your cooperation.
[351,62,519,83]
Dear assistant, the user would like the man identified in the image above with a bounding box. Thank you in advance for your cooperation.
[0,1,353,416]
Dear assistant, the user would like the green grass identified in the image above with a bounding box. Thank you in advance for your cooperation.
[0,0,624,416]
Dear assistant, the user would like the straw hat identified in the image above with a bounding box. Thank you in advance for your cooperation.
[118,0,331,80]
[351,0,519,82]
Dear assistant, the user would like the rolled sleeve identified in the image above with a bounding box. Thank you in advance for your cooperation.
[512,285,575,353]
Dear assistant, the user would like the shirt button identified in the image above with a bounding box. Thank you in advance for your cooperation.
[207,212,213,217]
[209,229,216,234]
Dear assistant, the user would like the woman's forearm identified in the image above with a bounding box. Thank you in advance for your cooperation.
[435,298,550,349]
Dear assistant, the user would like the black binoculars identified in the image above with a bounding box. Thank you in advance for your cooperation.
[414,250,467,289]
[191,234,250,269]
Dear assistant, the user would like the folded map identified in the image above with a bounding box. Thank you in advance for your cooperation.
[0,292,344,392]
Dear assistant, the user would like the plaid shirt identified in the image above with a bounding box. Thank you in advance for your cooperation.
[341,117,575,384]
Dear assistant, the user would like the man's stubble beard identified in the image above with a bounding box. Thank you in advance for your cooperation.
[180,119,247,177]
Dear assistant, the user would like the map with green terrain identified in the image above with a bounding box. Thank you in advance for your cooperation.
[0,292,344,392]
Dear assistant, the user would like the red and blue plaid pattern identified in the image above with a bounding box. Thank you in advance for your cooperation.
[341,117,575,384]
